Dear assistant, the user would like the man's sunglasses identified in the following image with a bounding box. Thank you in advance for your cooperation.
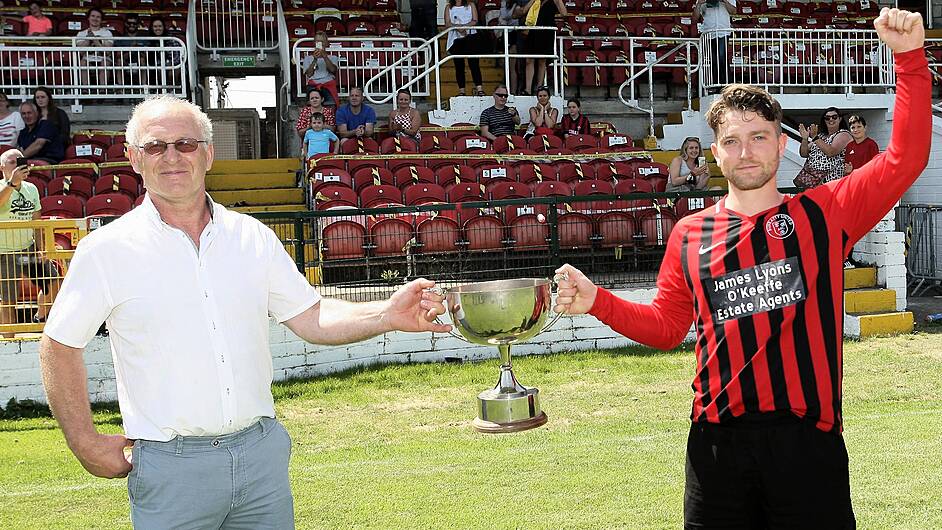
[823,114,840,120]
[136,138,208,155]
[494,93,508,98]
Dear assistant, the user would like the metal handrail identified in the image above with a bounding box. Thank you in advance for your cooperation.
[191,0,279,59]
[361,25,561,110]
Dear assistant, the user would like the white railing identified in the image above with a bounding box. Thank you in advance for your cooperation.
[362,25,560,110]
[0,36,188,102]
[556,35,699,138]
[292,37,431,100]
[702,28,894,93]
[193,0,278,58]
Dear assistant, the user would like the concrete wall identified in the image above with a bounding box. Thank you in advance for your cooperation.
[0,287,671,407]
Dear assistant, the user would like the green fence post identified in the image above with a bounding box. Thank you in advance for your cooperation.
[293,218,305,273]
[547,200,561,268]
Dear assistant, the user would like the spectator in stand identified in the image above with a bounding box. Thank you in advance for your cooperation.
[843,115,880,175]
[0,149,61,335]
[149,18,182,67]
[388,89,422,143]
[799,107,852,185]
[336,87,377,140]
[499,0,524,94]
[513,0,568,95]
[76,7,114,89]
[0,93,25,147]
[559,98,590,137]
[121,15,150,87]
[33,87,70,148]
[445,0,484,97]
[667,137,710,192]
[526,85,557,138]
[17,101,63,164]
[302,112,340,163]
[295,88,334,139]
[302,32,339,107]
[123,14,149,47]
[479,84,520,140]
[23,1,53,36]
[693,0,735,92]
[409,0,438,40]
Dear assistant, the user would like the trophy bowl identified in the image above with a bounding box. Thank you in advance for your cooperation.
[439,277,562,433]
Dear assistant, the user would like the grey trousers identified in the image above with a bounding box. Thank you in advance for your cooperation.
[127,417,295,529]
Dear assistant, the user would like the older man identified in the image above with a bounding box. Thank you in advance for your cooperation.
[17,101,64,164]
[555,9,928,528]
[39,96,450,528]
[0,149,59,335]
[336,86,376,140]
[479,85,520,141]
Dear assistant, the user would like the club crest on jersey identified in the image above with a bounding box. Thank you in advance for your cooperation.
[765,214,795,240]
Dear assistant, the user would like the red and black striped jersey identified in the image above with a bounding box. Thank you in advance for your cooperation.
[589,48,931,434]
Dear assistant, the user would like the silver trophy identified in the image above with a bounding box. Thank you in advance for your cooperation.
[436,277,563,433]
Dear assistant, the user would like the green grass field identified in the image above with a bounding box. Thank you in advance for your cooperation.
[2,333,941,529]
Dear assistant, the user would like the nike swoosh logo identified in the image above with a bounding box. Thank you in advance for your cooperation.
[698,242,723,255]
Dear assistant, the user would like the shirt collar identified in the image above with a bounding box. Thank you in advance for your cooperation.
[141,192,218,230]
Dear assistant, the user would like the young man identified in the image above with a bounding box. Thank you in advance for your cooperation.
[555,8,928,527]
[39,96,451,528]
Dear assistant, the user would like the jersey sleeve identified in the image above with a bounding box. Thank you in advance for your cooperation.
[826,48,931,249]
[588,223,695,349]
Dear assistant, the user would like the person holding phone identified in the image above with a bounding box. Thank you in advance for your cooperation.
[0,149,60,335]
[667,136,710,191]
[479,84,520,141]
[302,32,339,106]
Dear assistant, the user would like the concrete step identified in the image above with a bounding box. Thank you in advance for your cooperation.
[845,311,914,338]
[209,188,304,207]
[209,158,299,175]
[844,267,877,290]
[207,173,296,191]
[844,288,897,314]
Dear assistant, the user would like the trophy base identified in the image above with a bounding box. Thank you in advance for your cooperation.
[472,412,548,433]
[473,386,548,433]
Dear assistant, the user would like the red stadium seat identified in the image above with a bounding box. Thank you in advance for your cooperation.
[360,184,403,208]
[573,179,614,196]
[380,136,418,154]
[558,211,595,249]
[533,180,572,198]
[352,166,394,192]
[554,161,596,183]
[527,134,565,154]
[105,143,128,161]
[514,162,556,184]
[476,163,514,185]
[594,161,634,181]
[321,219,367,259]
[340,137,379,154]
[446,182,485,203]
[638,210,676,246]
[393,166,436,189]
[492,135,528,153]
[94,173,140,199]
[54,160,97,179]
[436,165,476,187]
[595,205,637,248]
[41,195,85,218]
[564,134,600,153]
[403,183,446,205]
[454,135,493,154]
[505,204,550,251]
[86,193,133,217]
[614,178,654,194]
[674,196,717,218]
[314,184,358,209]
[488,181,531,201]
[47,175,94,201]
[419,134,454,153]
[369,217,413,256]
[386,158,427,177]
[309,167,353,194]
[416,216,461,253]
[26,176,47,197]
[462,210,505,251]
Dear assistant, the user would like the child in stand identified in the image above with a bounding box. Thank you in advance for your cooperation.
[301,112,339,186]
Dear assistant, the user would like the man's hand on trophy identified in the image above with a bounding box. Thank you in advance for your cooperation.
[874,8,924,54]
[383,278,453,333]
[553,264,598,315]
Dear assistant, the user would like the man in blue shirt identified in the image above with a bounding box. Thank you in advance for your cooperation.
[17,101,64,164]
[336,87,376,141]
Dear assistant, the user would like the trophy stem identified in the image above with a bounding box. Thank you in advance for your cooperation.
[498,344,511,368]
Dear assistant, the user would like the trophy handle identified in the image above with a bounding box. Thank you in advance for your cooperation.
[425,286,468,341]
[540,272,569,333]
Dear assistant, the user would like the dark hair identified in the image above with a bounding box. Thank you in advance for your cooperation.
[311,112,325,123]
[847,115,867,127]
[126,14,140,23]
[536,86,550,97]
[87,7,104,19]
[448,0,467,6]
[28,1,43,9]
[150,18,165,34]
[818,106,849,133]
[396,89,411,98]
[33,87,64,131]
[706,84,782,135]
[307,87,324,100]
[567,98,581,108]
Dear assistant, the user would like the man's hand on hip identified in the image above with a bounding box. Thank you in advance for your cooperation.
[72,432,134,478]
[875,8,925,54]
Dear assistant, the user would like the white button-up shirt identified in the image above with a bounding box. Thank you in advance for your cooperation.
[701,0,736,38]
[44,195,320,441]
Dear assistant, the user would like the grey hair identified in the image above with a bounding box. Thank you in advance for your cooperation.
[125,95,213,147]
[19,100,39,113]
[0,149,24,167]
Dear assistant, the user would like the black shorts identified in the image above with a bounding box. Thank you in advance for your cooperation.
[684,413,856,529]
[522,29,554,56]
[0,245,59,303]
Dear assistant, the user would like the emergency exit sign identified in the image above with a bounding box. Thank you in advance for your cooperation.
[223,56,256,68]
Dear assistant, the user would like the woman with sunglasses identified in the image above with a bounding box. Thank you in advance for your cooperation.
[667,137,710,192]
[798,107,852,185]
[843,115,880,176]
